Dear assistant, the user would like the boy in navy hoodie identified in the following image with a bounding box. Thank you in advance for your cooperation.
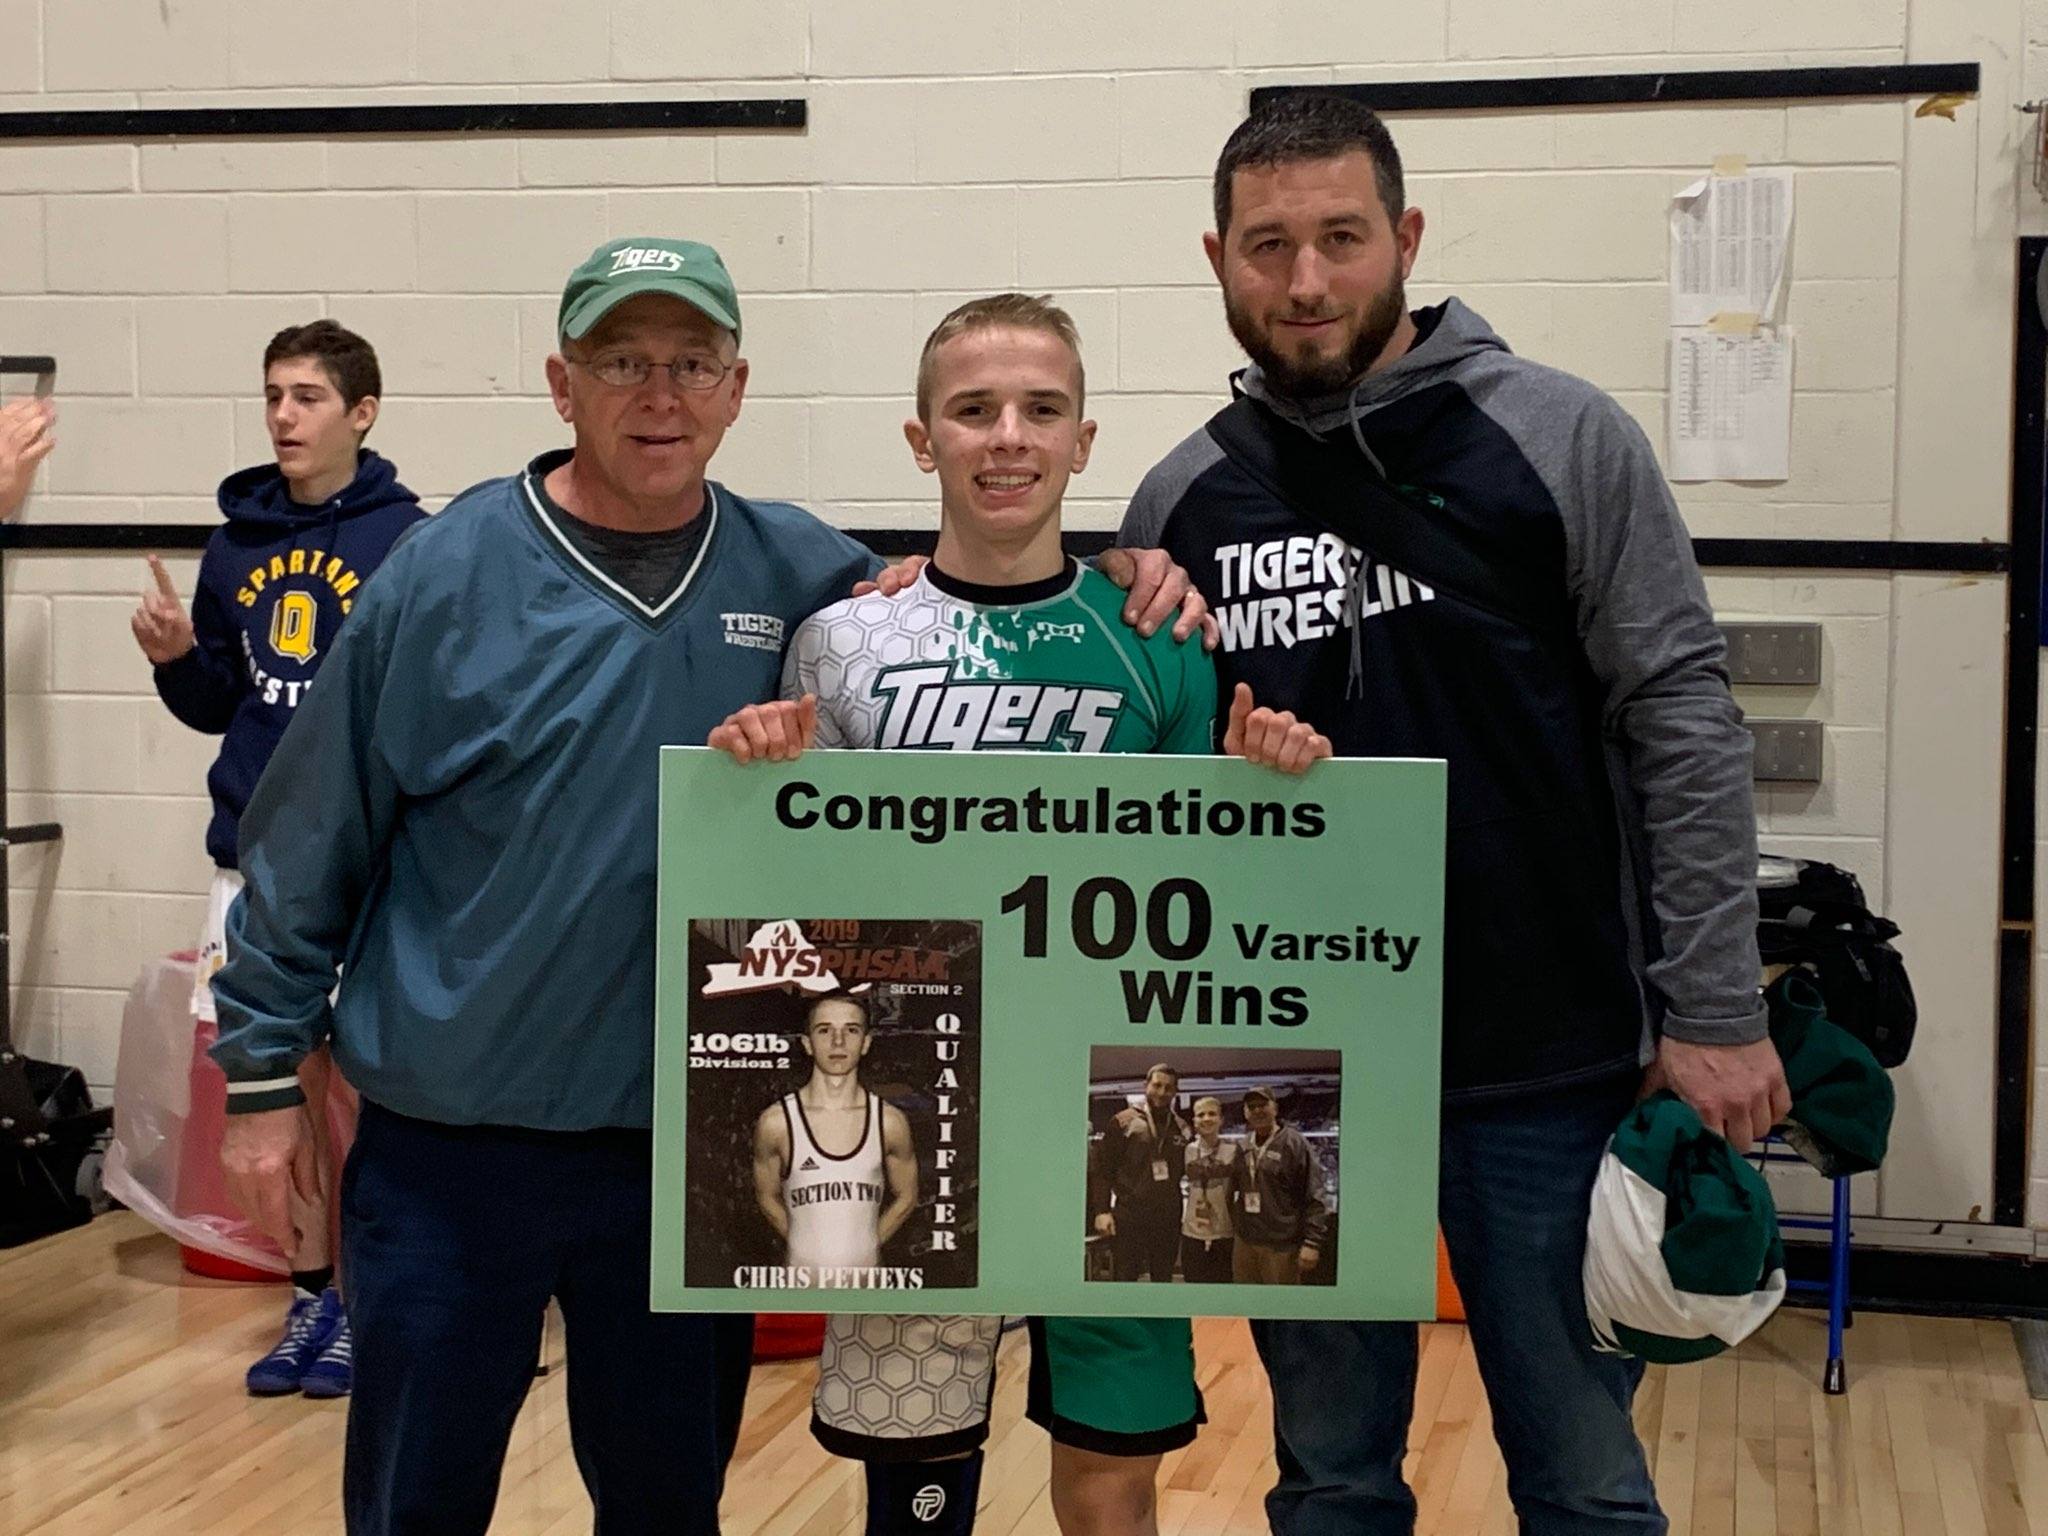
[130,319,425,1399]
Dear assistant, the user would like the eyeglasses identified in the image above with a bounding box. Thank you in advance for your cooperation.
[569,353,731,392]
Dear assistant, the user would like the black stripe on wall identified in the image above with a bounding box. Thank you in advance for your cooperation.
[0,524,2018,571]
[829,529,2014,571]
[0,98,804,142]
[1692,538,2010,573]
[1252,62,1980,115]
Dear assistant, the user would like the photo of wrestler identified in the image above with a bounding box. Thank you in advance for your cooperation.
[681,916,982,1291]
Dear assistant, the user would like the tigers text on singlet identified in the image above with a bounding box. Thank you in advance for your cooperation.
[782,1090,886,1270]
[783,563,1216,757]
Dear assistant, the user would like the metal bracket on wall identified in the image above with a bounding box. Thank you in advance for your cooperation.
[1721,622,1823,687]
[1748,719,1825,785]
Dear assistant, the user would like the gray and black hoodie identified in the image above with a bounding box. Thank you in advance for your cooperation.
[1120,299,1765,1101]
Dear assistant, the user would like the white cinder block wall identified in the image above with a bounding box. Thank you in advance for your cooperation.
[0,0,2033,1226]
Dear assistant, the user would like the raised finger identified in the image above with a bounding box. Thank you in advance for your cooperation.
[1225,682,1254,748]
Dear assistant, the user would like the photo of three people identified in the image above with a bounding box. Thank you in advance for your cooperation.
[1085,1046,1340,1287]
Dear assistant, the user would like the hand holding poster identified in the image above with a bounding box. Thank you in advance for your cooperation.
[653,748,1446,1320]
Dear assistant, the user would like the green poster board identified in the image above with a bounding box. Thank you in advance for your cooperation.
[652,747,1445,1320]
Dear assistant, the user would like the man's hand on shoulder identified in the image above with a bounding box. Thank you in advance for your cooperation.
[1644,1035,1792,1152]
[708,696,817,764]
[1223,683,1331,775]
[854,554,928,598]
[1098,546,1217,649]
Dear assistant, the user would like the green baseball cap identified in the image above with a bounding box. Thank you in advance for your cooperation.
[557,236,742,344]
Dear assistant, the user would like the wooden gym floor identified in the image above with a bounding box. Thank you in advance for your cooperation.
[4,1211,2045,1535]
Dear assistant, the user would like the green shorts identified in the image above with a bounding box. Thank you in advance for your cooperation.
[811,1313,1204,1461]
[1025,1316,1205,1456]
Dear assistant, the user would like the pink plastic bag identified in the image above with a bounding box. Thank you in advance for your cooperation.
[103,952,353,1279]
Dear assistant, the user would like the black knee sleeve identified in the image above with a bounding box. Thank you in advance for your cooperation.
[864,1450,984,1535]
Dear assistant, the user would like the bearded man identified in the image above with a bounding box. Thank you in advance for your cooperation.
[1118,93,1784,1536]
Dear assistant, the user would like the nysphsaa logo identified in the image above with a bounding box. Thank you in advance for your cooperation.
[911,1485,946,1522]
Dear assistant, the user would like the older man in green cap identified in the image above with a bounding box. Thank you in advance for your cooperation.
[199,240,810,1533]
[211,235,1203,1536]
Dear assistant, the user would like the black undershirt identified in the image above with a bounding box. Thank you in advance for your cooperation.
[527,449,709,608]
[924,556,1077,606]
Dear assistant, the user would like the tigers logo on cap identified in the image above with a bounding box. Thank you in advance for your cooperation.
[558,236,742,343]
[608,246,687,276]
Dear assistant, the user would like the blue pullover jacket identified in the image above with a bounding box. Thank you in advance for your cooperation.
[152,449,425,868]
[209,460,879,1130]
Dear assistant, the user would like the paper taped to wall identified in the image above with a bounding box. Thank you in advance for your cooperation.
[1670,169,1793,328]
[1668,329,1792,481]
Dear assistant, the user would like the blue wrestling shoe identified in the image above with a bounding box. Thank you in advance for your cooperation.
[299,1301,353,1398]
[245,1285,342,1396]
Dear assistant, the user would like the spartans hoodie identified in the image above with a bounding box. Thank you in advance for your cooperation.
[1121,300,1764,1100]
[152,449,425,869]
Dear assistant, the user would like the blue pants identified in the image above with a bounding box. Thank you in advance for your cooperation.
[340,1103,755,1536]
[1251,1073,1663,1535]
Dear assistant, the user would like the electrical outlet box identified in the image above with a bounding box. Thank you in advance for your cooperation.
[1721,623,1822,686]
[1748,719,1824,784]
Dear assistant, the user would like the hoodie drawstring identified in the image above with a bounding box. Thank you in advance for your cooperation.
[1340,378,1385,702]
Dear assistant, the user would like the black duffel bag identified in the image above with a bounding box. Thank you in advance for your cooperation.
[0,1055,112,1248]
[1756,856,1916,1070]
